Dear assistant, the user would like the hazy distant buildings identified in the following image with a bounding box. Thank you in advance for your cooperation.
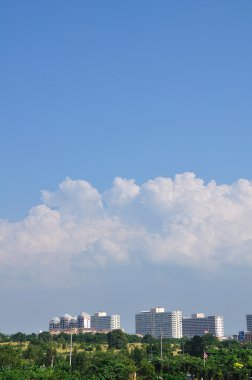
[182,313,224,338]
[135,307,182,339]
[49,308,225,338]
[49,311,119,333]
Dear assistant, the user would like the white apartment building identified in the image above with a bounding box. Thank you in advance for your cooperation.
[90,312,120,331]
[182,313,224,338]
[207,315,224,337]
[135,307,183,339]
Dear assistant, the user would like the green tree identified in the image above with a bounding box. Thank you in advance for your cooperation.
[130,347,147,365]
[0,333,9,343]
[38,331,52,343]
[71,350,91,374]
[86,351,135,379]
[45,344,57,367]
[0,345,22,370]
[202,333,219,348]
[142,334,156,345]
[23,342,45,365]
[137,358,156,380]
[10,332,27,342]
[107,329,127,350]
[184,335,204,357]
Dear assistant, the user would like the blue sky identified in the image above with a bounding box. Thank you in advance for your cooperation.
[1,1,252,334]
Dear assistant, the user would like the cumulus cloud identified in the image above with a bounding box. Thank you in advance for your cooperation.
[1,173,252,284]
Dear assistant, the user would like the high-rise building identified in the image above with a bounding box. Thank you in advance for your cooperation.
[207,315,224,337]
[49,317,60,331]
[135,307,182,339]
[90,312,120,331]
[69,317,77,329]
[60,314,72,330]
[182,313,224,338]
[135,311,152,336]
[246,315,252,332]
[77,312,91,329]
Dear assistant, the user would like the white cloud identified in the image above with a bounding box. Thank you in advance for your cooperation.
[103,177,140,208]
[1,173,252,284]
[42,177,103,220]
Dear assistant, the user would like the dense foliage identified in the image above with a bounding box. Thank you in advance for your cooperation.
[0,330,251,379]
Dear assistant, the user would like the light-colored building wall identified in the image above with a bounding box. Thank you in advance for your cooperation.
[208,315,224,338]
[90,312,120,331]
[135,307,182,339]
[77,312,91,329]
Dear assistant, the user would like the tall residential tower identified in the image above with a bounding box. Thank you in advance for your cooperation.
[135,307,182,338]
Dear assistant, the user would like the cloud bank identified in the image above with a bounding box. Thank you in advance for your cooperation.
[1,173,252,284]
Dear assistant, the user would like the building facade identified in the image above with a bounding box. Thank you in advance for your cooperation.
[77,312,91,329]
[135,311,152,336]
[246,315,252,332]
[49,317,60,331]
[135,307,183,339]
[90,312,120,331]
[60,314,72,330]
[182,313,224,339]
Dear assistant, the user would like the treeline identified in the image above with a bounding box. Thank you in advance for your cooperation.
[0,330,252,379]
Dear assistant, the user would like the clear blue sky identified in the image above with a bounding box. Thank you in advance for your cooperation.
[1,1,252,334]
[1,1,252,219]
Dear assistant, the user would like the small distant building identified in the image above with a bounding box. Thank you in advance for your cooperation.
[246,315,252,332]
[245,332,252,343]
[238,331,245,342]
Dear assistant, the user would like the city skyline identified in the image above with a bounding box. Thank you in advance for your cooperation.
[46,308,252,338]
[1,1,252,334]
